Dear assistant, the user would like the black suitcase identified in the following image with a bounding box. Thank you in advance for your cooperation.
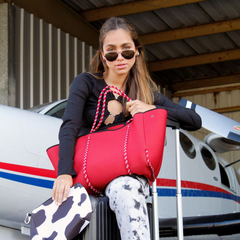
[75,195,153,240]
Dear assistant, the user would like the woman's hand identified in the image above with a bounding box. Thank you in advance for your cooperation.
[52,174,73,206]
[126,100,156,117]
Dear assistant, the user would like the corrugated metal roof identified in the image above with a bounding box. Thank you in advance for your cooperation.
[153,3,213,28]
[199,0,240,20]
[61,0,240,96]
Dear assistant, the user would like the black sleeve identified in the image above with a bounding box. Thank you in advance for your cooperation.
[58,73,93,177]
[154,93,202,131]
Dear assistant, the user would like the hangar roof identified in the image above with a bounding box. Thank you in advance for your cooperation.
[6,0,240,98]
[61,0,240,97]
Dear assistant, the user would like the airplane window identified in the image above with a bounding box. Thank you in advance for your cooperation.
[219,163,230,188]
[45,101,67,119]
[200,146,216,170]
[180,132,196,159]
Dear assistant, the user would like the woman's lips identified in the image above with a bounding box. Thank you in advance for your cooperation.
[116,64,126,69]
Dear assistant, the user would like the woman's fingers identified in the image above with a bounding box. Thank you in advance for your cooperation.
[126,100,156,117]
[52,174,73,206]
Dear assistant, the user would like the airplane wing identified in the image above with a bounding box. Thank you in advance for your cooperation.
[179,98,240,144]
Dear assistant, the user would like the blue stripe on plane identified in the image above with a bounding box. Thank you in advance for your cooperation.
[0,171,54,189]
[157,188,240,202]
[1,171,240,203]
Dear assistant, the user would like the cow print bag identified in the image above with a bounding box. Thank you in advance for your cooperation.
[25,183,92,240]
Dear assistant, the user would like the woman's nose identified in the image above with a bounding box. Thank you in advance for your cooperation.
[116,51,124,61]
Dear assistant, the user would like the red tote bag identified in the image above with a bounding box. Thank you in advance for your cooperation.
[47,86,167,194]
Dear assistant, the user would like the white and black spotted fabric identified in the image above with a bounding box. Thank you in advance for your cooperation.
[105,175,151,240]
[30,183,92,240]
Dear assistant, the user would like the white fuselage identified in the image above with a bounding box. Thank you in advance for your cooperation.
[0,104,240,238]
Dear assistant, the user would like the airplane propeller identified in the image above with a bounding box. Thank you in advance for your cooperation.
[179,98,240,144]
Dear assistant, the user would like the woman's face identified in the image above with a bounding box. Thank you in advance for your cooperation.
[102,29,138,77]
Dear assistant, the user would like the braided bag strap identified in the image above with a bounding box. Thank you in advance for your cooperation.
[90,85,132,133]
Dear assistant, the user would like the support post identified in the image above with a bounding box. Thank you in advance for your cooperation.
[175,128,184,240]
[152,180,159,240]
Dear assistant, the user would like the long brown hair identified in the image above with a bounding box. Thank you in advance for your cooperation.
[90,17,158,113]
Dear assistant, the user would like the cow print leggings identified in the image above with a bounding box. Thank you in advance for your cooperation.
[105,175,151,240]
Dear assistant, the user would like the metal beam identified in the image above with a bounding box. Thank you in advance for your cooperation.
[80,0,209,22]
[172,74,240,91]
[139,18,240,45]
[172,83,240,97]
[12,0,99,48]
[212,106,240,114]
[148,49,240,72]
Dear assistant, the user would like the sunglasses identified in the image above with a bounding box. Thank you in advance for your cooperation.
[104,50,136,62]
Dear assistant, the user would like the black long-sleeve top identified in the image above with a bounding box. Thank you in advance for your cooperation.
[58,72,202,177]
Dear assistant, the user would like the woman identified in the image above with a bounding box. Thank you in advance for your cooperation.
[52,17,201,240]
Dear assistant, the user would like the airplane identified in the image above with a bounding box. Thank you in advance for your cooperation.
[0,98,240,239]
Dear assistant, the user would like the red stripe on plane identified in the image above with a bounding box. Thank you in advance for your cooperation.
[156,178,231,195]
[0,162,57,179]
[0,163,233,196]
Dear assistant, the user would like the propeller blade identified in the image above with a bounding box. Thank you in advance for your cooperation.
[179,98,240,143]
